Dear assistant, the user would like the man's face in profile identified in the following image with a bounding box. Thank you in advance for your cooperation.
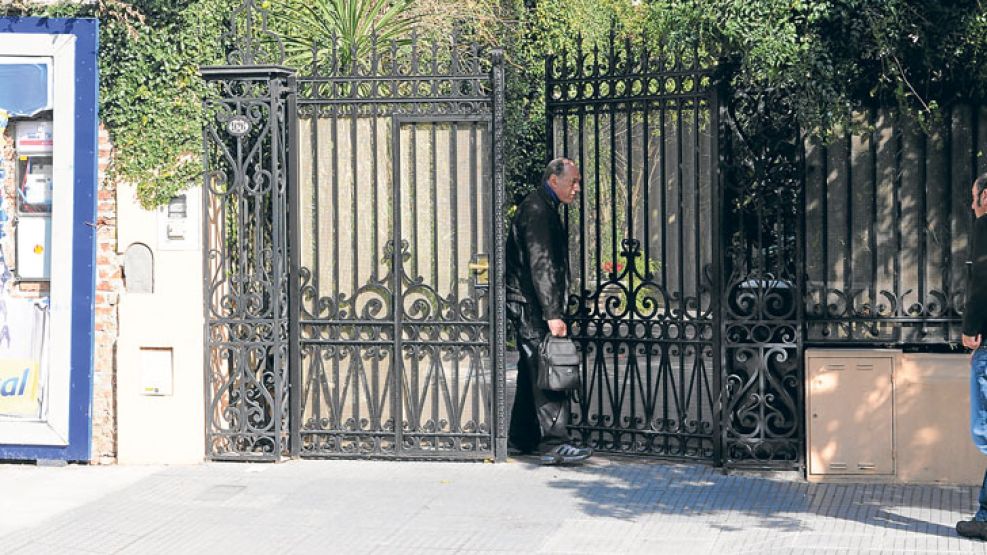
[550,163,581,205]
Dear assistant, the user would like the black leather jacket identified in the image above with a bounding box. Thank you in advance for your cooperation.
[506,185,568,339]
[964,215,987,336]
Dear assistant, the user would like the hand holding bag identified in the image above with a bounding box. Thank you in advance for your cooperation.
[537,333,581,391]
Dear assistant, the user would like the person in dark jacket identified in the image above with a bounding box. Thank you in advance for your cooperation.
[505,157,592,465]
[959,172,987,539]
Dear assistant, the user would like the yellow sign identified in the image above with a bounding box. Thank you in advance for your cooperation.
[0,358,40,417]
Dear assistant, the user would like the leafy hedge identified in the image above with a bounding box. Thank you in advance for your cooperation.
[2,0,228,208]
[4,0,986,206]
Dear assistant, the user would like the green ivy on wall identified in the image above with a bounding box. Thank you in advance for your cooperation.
[4,0,985,208]
[2,0,229,208]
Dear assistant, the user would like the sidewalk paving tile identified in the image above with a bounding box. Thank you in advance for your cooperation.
[2,458,987,554]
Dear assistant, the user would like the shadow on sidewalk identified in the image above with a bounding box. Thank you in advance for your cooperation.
[509,454,967,538]
[505,364,966,539]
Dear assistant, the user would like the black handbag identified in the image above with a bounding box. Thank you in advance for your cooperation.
[537,334,581,391]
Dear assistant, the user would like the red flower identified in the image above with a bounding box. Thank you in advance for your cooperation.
[602,260,624,273]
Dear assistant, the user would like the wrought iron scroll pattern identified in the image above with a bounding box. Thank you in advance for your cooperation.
[297,241,493,456]
[802,110,968,345]
[294,33,502,459]
[549,36,720,461]
[203,73,293,460]
[295,31,492,116]
[720,83,804,469]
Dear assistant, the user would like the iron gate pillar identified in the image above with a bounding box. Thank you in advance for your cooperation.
[200,0,298,461]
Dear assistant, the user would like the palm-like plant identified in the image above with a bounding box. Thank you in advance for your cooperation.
[274,0,418,71]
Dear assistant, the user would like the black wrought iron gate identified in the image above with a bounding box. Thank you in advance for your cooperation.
[202,1,507,461]
[292,55,506,461]
[546,38,803,469]
[201,2,801,467]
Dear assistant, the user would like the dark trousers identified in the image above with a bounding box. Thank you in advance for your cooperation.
[978,467,987,521]
[508,333,571,453]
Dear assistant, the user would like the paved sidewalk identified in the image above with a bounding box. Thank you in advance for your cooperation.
[0,457,985,554]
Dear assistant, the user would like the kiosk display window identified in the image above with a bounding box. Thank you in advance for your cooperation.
[13,120,53,281]
[0,18,98,462]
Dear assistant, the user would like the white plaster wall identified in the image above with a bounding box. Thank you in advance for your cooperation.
[115,183,204,464]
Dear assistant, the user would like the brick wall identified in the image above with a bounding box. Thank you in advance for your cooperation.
[92,125,120,464]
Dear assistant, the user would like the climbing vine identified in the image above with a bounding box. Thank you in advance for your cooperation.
[2,0,229,207]
[4,1,986,206]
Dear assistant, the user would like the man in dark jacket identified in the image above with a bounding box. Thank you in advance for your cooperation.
[959,172,987,539]
[505,157,592,465]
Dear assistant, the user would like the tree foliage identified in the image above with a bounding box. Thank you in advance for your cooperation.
[647,0,987,131]
[272,0,418,70]
[480,0,987,200]
[4,0,986,205]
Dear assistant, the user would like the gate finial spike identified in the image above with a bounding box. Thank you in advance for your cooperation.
[370,28,380,73]
[431,40,440,73]
[223,0,285,66]
[451,24,461,72]
[331,34,339,75]
[350,43,360,76]
[390,39,399,75]
[656,36,667,72]
[625,36,633,73]
[411,29,420,74]
[592,43,600,76]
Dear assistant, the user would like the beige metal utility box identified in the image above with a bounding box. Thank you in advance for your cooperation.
[806,350,895,481]
[806,349,983,485]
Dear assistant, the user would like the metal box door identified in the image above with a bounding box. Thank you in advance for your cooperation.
[807,354,894,476]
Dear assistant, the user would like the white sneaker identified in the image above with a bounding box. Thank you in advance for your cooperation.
[539,443,593,465]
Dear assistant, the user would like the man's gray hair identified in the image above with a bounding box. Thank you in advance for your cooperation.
[542,157,574,184]
[976,172,987,194]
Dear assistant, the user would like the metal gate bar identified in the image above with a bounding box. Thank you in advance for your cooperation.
[546,37,721,461]
[291,36,505,460]
[202,0,506,461]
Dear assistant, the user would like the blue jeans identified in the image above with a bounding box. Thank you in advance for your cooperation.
[970,347,987,520]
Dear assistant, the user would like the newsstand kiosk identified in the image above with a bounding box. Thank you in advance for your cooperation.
[0,17,98,462]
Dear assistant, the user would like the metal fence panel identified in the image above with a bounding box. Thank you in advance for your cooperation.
[546,38,721,462]
[804,106,985,346]
[291,35,504,460]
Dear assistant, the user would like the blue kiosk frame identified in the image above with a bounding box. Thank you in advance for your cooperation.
[0,16,98,462]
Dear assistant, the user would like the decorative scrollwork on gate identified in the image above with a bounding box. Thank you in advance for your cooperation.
[298,240,493,457]
[221,0,285,66]
[202,65,294,460]
[549,35,720,461]
[720,80,804,468]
